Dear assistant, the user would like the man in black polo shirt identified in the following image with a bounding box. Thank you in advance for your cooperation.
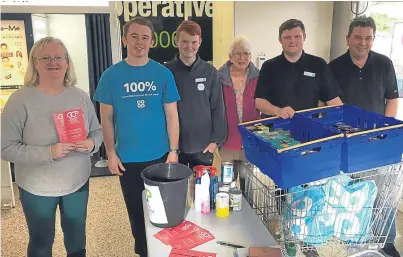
[329,16,399,257]
[255,19,342,257]
[255,19,342,119]
[164,20,227,169]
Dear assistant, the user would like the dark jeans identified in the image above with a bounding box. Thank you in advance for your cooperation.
[120,153,168,257]
[19,181,89,257]
[179,151,214,170]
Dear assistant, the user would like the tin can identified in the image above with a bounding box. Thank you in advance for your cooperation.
[229,189,242,212]
[218,183,230,193]
[221,162,234,184]
[216,193,229,217]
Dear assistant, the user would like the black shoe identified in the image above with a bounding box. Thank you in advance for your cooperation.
[381,243,401,257]
[301,246,320,257]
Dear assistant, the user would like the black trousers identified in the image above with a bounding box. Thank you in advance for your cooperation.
[120,153,167,257]
[179,151,214,170]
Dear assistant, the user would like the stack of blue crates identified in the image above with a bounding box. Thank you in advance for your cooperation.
[238,104,403,189]
[238,114,344,189]
[298,104,403,173]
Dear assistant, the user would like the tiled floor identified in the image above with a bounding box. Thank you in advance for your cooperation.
[1,176,403,257]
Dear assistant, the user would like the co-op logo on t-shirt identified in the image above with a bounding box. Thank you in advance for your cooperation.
[122,81,158,109]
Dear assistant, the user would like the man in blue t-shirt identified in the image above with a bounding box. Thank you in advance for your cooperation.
[94,17,180,257]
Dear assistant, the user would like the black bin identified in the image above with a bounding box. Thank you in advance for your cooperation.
[141,163,193,228]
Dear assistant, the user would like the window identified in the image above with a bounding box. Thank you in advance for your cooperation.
[363,1,403,119]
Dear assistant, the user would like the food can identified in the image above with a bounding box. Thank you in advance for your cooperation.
[229,189,242,212]
[216,193,229,217]
[218,183,230,193]
[221,162,234,184]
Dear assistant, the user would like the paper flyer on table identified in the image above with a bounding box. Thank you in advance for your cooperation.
[154,221,197,245]
[169,249,216,257]
[53,109,86,143]
[154,220,215,249]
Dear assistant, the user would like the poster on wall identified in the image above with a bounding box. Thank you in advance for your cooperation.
[189,1,213,63]
[115,1,213,64]
[0,20,29,114]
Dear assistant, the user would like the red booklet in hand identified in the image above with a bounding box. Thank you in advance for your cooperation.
[53,109,86,143]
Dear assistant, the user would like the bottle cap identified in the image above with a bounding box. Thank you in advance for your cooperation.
[193,165,204,178]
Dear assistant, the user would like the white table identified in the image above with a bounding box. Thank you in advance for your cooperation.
[142,191,278,256]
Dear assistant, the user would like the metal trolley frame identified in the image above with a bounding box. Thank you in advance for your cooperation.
[241,162,403,257]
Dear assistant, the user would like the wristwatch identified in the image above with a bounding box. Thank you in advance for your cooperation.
[170,148,180,155]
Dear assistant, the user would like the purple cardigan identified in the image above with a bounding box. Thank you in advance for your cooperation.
[219,61,261,151]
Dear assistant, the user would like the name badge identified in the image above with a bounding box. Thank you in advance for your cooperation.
[195,77,206,82]
[303,71,316,77]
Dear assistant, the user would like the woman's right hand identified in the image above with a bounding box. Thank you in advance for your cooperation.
[51,143,75,160]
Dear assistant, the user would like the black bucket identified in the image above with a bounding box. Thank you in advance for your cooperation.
[141,163,193,228]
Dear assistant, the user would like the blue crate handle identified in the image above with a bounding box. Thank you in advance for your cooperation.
[239,115,343,154]
[297,104,403,140]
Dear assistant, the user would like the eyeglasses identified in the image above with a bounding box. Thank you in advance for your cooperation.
[36,56,68,63]
[232,52,251,59]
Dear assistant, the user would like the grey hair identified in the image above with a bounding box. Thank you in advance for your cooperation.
[24,36,77,87]
[229,35,252,55]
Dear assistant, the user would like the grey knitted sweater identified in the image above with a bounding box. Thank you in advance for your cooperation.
[1,86,103,196]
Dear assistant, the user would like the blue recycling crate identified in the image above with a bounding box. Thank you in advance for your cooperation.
[298,104,403,173]
[239,115,344,189]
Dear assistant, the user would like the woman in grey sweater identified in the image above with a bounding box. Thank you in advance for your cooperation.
[1,37,103,257]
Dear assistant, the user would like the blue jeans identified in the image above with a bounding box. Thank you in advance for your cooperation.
[19,181,89,257]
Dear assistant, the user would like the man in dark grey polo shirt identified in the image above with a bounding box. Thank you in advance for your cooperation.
[329,16,400,257]
[164,20,227,170]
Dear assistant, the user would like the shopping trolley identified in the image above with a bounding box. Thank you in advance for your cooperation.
[241,162,403,257]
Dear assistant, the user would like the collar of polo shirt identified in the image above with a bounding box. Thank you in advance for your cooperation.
[345,49,374,69]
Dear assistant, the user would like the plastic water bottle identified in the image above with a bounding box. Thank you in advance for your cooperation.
[201,170,210,214]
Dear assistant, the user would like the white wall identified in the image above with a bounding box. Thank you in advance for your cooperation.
[47,14,90,94]
[234,1,334,63]
[2,2,121,64]
[32,14,49,42]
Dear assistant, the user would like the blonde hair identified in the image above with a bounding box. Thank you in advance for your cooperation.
[24,37,77,87]
[229,35,252,55]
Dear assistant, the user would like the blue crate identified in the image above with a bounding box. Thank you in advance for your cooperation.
[239,115,344,189]
[298,104,403,173]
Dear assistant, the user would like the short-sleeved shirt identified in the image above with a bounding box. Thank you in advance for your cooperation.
[254,51,340,112]
[328,50,399,115]
[94,59,180,163]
